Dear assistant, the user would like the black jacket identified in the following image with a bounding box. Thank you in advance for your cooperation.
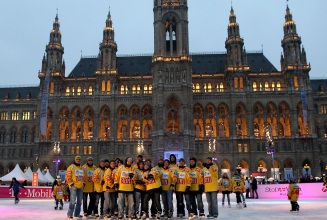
[252,179,257,190]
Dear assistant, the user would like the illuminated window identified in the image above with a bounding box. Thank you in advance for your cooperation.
[265,81,269,91]
[33,111,37,119]
[121,85,125,94]
[208,83,212,92]
[253,82,257,91]
[77,86,81,95]
[88,86,93,95]
[244,143,248,152]
[144,84,148,94]
[65,87,70,96]
[50,82,54,95]
[83,146,87,155]
[321,105,327,114]
[76,146,80,155]
[22,111,30,120]
[240,77,244,90]
[149,84,152,94]
[234,77,238,89]
[102,80,106,92]
[204,83,207,92]
[106,51,109,63]
[88,146,92,154]
[196,83,200,92]
[11,112,19,120]
[132,85,136,94]
[71,146,75,155]
[220,82,224,92]
[235,47,238,59]
[277,81,281,91]
[0,112,8,120]
[238,143,242,152]
[294,76,299,89]
[260,82,262,91]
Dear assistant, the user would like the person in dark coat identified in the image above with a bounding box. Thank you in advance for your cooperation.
[251,177,258,199]
[22,180,28,186]
[9,177,26,204]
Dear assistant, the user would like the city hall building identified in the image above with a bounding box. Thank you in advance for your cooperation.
[0,0,326,180]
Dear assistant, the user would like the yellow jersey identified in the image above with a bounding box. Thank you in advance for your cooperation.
[161,168,177,191]
[143,169,161,191]
[287,183,300,202]
[104,167,116,193]
[82,164,97,193]
[134,169,146,191]
[176,166,192,192]
[203,165,219,192]
[93,167,106,193]
[220,177,232,191]
[232,176,245,193]
[53,185,65,200]
[169,163,179,173]
[66,163,85,189]
[189,167,203,191]
[114,165,137,192]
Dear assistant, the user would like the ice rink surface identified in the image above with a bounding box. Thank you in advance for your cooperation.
[0,194,326,220]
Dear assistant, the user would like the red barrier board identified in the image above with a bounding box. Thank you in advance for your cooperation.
[257,182,327,199]
[0,186,53,199]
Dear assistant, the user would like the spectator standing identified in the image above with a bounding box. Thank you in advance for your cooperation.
[245,177,250,198]
[252,177,258,199]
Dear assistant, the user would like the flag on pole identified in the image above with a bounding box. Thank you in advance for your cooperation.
[40,69,50,136]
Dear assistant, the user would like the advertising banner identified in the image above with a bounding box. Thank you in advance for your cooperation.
[0,186,53,199]
[32,172,38,186]
[164,151,184,162]
[257,183,327,199]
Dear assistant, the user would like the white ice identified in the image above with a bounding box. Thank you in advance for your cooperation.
[0,194,326,220]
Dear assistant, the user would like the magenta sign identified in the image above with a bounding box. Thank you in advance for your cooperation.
[257,183,327,199]
[0,186,53,199]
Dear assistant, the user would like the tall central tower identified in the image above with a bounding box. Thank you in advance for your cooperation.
[152,0,194,163]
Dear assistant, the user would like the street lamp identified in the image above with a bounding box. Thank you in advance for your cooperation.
[137,140,144,153]
[208,138,216,157]
[53,141,60,176]
[304,164,310,177]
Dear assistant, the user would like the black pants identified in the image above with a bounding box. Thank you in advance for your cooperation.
[189,191,204,215]
[83,192,95,215]
[291,201,299,211]
[56,199,63,207]
[176,192,191,216]
[246,189,250,198]
[143,192,161,214]
[14,191,19,201]
[150,193,157,215]
[94,192,104,215]
[236,192,241,203]
[252,189,258,198]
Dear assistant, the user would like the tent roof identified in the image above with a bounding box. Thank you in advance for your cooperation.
[0,164,32,182]
[44,171,55,182]
[24,167,33,180]
[37,169,50,183]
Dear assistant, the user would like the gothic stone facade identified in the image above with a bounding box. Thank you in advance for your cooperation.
[0,1,327,179]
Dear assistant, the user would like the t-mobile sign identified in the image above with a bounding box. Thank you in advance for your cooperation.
[164,151,184,162]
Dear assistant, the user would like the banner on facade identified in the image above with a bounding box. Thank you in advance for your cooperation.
[298,62,308,132]
[0,186,53,199]
[32,172,38,186]
[257,182,327,199]
[40,69,50,136]
[164,151,184,162]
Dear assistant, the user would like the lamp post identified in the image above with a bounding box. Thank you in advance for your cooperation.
[53,141,60,176]
[304,164,310,177]
[137,139,144,154]
[208,138,216,157]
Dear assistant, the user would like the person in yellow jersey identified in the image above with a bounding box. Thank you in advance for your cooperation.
[175,158,192,218]
[287,178,300,212]
[82,157,97,217]
[169,154,179,172]
[104,160,118,219]
[220,173,232,208]
[236,169,247,208]
[203,157,218,219]
[92,159,106,218]
[189,158,204,218]
[53,179,65,210]
[161,159,177,218]
[114,157,137,219]
[134,160,146,219]
[66,155,85,219]
[133,155,144,170]
[142,163,162,219]
[231,171,245,209]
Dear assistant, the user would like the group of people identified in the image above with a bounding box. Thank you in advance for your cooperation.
[63,154,252,219]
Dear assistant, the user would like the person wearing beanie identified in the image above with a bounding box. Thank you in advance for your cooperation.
[104,160,118,219]
[114,157,137,219]
[105,159,110,169]
[176,158,192,218]
[232,173,245,210]
[53,179,65,210]
[141,163,162,220]
[134,160,146,219]
[161,159,177,218]
[66,155,85,219]
[189,157,205,218]
[82,157,97,217]
[220,173,232,208]
[203,156,219,218]
[133,155,144,169]
[232,169,247,208]
[169,154,179,172]
[9,177,26,204]
[92,159,106,218]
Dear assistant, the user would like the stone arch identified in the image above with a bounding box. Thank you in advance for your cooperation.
[270,158,281,169]
[164,93,182,107]
[19,162,27,172]
[58,161,67,171]
[41,161,50,172]
[141,104,152,112]
[205,102,216,114]
[162,11,181,23]
[256,158,268,171]
[239,159,250,169]
[283,158,294,168]
[278,101,291,111]
[217,102,229,114]
[253,101,265,115]
[117,104,128,117]
[221,159,231,169]
[100,105,110,114]
[7,163,15,174]
[235,102,247,113]
[302,158,312,167]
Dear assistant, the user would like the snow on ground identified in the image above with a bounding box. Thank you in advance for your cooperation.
[0,194,326,220]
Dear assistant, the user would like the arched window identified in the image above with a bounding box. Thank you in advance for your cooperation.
[101,80,106,93]
[149,84,152,93]
[271,81,275,91]
[294,76,299,89]
[142,105,153,139]
[196,83,200,92]
[234,77,239,90]
[107,80,111,93]
[10,130,17,143]
[253,82,257,91]
[121,85,125,94]
[265,81,269,91]
[100,107,110,139]
[77,86,81,95]
[66,87,70,96]
[193,104,204,138]
[167,97,179,132]
[144,84,148,94]
[208,83,212,92]
[204,83,207,93]
[239,77,244,90]
[219,82,224,92]
[50,82,54,95]
[277,81,281,91]
[88,86,93,95]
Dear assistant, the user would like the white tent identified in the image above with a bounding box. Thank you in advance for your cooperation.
[44,170,55,182]
[0,164,32,182]
[24,167,33,180]
[36,168,50,183]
